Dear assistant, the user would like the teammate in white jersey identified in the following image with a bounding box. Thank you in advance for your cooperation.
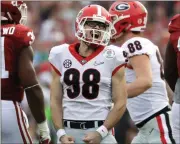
[49,4,127,144]
[109,1,175,144]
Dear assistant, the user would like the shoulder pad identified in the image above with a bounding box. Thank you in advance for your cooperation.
[14,24,35,47]
[49,43,69,57]
[122,37,155,58]
[168,14,180,33]
[48,44,69,75]
[106,45,127,73]
[1,24,35,47]
[1,24,35,49]
[107,45,126,60]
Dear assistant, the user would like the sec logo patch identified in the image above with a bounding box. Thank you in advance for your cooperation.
[63,59,72,68]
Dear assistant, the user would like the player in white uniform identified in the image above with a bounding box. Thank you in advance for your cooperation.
[49,5,127,144]
[109,1,175,144]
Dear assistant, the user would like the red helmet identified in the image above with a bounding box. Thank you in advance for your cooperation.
[109,1,148,39]
[75,4,114,46]
[168,14,180,33]
[1,1,27,25]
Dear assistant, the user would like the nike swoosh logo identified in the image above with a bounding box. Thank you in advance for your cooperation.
[94,61,104,66]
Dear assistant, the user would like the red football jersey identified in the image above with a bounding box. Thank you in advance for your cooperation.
[1,24,35,102]
[168,14,180,77]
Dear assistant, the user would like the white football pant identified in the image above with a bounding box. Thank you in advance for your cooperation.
[171,102,180,144]
[1,100,32,143]
[132,111,175,144]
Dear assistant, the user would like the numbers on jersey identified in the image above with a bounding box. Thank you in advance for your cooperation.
[64,68,80,99]
[123,51,128,58]
[64,68,100,99]
[156,49,164,80]
[1,37,9,78]
[27,31,35,45]
[128,41,142,53]
[178,37,180,51]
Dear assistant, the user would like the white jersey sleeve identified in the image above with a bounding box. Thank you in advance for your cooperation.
[107,45,127,76]
[48,43,69,75]
[122,37,154,59]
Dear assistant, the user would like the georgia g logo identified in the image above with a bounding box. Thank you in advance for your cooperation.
[115,3,130,11]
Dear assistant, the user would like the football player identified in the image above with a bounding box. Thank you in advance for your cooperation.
[109,1,175,143]
[164,14,180,144]
[1,1,51,143]
[49,4,127,144]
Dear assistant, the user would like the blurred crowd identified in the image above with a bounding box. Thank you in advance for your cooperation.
[21,1,180,144]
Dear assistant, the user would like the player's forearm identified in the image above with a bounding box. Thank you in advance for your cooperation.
[127,77,152,98]
[103,102,126,131]
[25,85,46,123]
[50,77,64,130]
[103,67,127,130]
[51,99,64,130]
[165,81,173,105]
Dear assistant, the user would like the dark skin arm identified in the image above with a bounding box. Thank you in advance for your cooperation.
[18,46,46,123]
[164,40,178,91]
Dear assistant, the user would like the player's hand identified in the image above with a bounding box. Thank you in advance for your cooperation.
[83,131,102,144]
[39,136,52,144]
[60,135,75,144]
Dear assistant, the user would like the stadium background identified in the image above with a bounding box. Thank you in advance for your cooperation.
[21,1,180,143]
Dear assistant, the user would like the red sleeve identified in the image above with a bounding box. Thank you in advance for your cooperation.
[170,32,180,53]
[14,24,35,48]
[112,64,126,76]
[50,63,61,76]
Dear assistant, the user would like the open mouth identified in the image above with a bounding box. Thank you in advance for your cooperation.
[90,31,101,39]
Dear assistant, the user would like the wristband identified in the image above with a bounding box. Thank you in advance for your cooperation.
[37,120,50,139]
[96,125,108,138]
[37,120,49,132]
[57,129,66,141]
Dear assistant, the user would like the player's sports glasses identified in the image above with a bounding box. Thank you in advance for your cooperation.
[85,21,109,30]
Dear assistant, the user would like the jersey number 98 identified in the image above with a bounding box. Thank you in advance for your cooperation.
[64,68,100,99]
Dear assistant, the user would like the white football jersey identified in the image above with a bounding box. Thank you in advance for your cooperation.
[49,43,126,120]
[122,37,169,124]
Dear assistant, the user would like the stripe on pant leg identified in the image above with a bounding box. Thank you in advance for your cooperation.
[156,115,167,144]
[20,107,33,144]
[14,102,32,143]
[164,112,176,144]
[13,101,27,143]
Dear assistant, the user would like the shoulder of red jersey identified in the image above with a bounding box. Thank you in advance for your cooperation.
[169,31,180,51]
[1,24,35,47]
[121,37,156,58]
[168,14,180,33]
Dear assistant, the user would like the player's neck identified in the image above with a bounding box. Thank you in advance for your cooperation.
[78,41,95,57]
[115,32,142,46]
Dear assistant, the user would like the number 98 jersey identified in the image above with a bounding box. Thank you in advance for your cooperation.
[49,43,126,120]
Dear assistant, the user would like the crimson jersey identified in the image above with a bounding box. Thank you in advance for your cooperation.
[168,14,180,77]
[1,24,35,102]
